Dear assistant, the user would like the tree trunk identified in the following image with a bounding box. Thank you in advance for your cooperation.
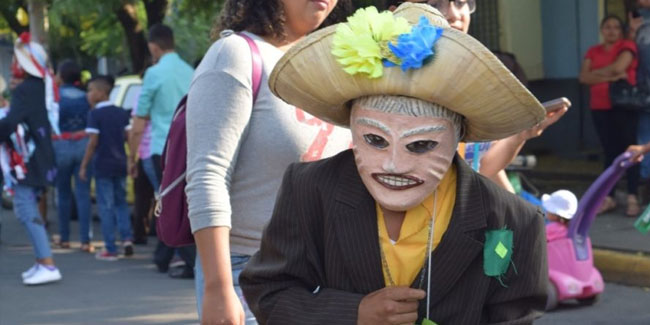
[144,0,169,28]
[115,2,150,74]
[28,0,47,46]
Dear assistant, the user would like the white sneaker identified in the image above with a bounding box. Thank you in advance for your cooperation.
[23,265,62,285]
[21,263,39,280]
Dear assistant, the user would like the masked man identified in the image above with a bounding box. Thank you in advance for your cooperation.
[241,4,548,324]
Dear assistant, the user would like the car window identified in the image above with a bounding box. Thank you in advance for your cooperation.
[122,84,142,111]
[109,85,122,105]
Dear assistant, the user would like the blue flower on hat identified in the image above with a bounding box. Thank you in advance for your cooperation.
[384,16,443,71]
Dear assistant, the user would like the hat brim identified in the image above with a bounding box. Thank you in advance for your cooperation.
[14,42,46,79]
[269,3,545,142]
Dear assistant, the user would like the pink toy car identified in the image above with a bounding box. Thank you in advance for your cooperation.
[545,152,635,310]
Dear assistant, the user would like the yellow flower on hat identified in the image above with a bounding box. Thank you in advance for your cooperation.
[332,7,411,79]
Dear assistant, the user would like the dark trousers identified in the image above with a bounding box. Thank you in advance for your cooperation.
[149,154,196,272]
[592,109,640,195]
[132,159,154,243]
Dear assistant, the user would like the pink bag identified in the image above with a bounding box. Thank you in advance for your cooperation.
[155,33,263,247]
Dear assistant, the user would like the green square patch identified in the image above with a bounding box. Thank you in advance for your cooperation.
[484,229,513,277]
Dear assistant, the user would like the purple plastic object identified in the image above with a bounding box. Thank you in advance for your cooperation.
[155,33,263,247]
[568,151,636,260]
[546,151,635,308]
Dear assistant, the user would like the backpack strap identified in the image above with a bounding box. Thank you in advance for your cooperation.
[237,32,264,103]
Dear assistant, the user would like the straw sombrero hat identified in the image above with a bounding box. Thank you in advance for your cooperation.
[269,3,545,142]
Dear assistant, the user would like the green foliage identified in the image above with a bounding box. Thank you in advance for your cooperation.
[166,0,221,65]
[47,0,130,65]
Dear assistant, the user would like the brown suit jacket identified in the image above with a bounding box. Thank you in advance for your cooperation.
[240,149,548,324]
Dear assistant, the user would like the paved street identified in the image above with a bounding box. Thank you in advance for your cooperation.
[2,203,650,324]
[538,284,650,325]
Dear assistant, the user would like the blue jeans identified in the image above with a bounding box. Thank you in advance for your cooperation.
[195,254,257,324]
[95,176,132,254]
[141,157,159,195]
[13,185,52,259]
[53,138,92,243]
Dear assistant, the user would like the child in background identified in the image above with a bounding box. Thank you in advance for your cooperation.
[79,76,133,261]
[543,190,579,242]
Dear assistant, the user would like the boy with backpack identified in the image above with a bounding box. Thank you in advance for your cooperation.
[79,76,133,261]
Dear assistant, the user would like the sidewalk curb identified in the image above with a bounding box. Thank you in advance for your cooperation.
[593,248,650,287]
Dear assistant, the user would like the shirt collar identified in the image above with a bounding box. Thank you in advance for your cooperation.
[95,100,112,109]
[159,52,178,64]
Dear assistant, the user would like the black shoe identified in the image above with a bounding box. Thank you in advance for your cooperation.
[124,244,134,257]
[168,266,194,279]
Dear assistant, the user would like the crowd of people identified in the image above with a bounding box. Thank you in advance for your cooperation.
[2,0,650,324]
[0,23,197,284]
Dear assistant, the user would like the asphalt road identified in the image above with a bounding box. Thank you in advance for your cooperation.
[2,207,650,324]
[537,283,650,324]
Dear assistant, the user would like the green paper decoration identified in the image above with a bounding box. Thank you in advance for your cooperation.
[484,229,513,278]
[422,318,438,325]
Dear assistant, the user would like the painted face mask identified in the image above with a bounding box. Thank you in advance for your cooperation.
[350,104,458,212]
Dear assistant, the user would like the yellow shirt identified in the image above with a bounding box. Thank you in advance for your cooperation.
[377,165,457,287]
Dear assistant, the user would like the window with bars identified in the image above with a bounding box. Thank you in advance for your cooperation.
[468,0,500,51]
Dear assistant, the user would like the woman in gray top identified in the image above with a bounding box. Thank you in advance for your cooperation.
[185,1,353,324]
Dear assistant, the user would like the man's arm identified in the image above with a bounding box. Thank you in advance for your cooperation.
[79,134,98,181]
[479,105,568,192]
[127,116,148,177]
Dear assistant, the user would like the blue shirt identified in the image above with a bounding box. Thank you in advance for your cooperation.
[86,101,130,178]
[58,84,90,133]
[135,52,193,155]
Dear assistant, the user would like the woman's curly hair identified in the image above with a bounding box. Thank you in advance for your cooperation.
[212,0,355,40]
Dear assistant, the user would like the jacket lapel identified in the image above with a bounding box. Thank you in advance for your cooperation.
[332,151,385,294]
[411,155,487,307]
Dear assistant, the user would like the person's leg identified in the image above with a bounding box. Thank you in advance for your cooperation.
[53,140,74,244]
[95,177,117,254]
[13,185,53,262]
[113,176,133,243]
[637,111,650,178]
[618,110,642,215]
[153,241,176,272]
[133,159,154,243]
[141,157,160,194]
[148,154,176,269]
[170,244,196,278]
[592,110,618,210]
[621,111,641,195]
[73,138,93,244]
[195,254,204,317]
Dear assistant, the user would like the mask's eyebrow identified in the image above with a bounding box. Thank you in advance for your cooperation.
[356,117,391,134]
[401,125,447,138]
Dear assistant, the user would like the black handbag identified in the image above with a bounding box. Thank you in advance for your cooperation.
[609,79,650,111]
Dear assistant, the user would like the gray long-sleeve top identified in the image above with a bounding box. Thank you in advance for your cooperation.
[185,32,352,256]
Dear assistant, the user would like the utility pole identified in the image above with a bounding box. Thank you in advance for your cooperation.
[28,0,47,47]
